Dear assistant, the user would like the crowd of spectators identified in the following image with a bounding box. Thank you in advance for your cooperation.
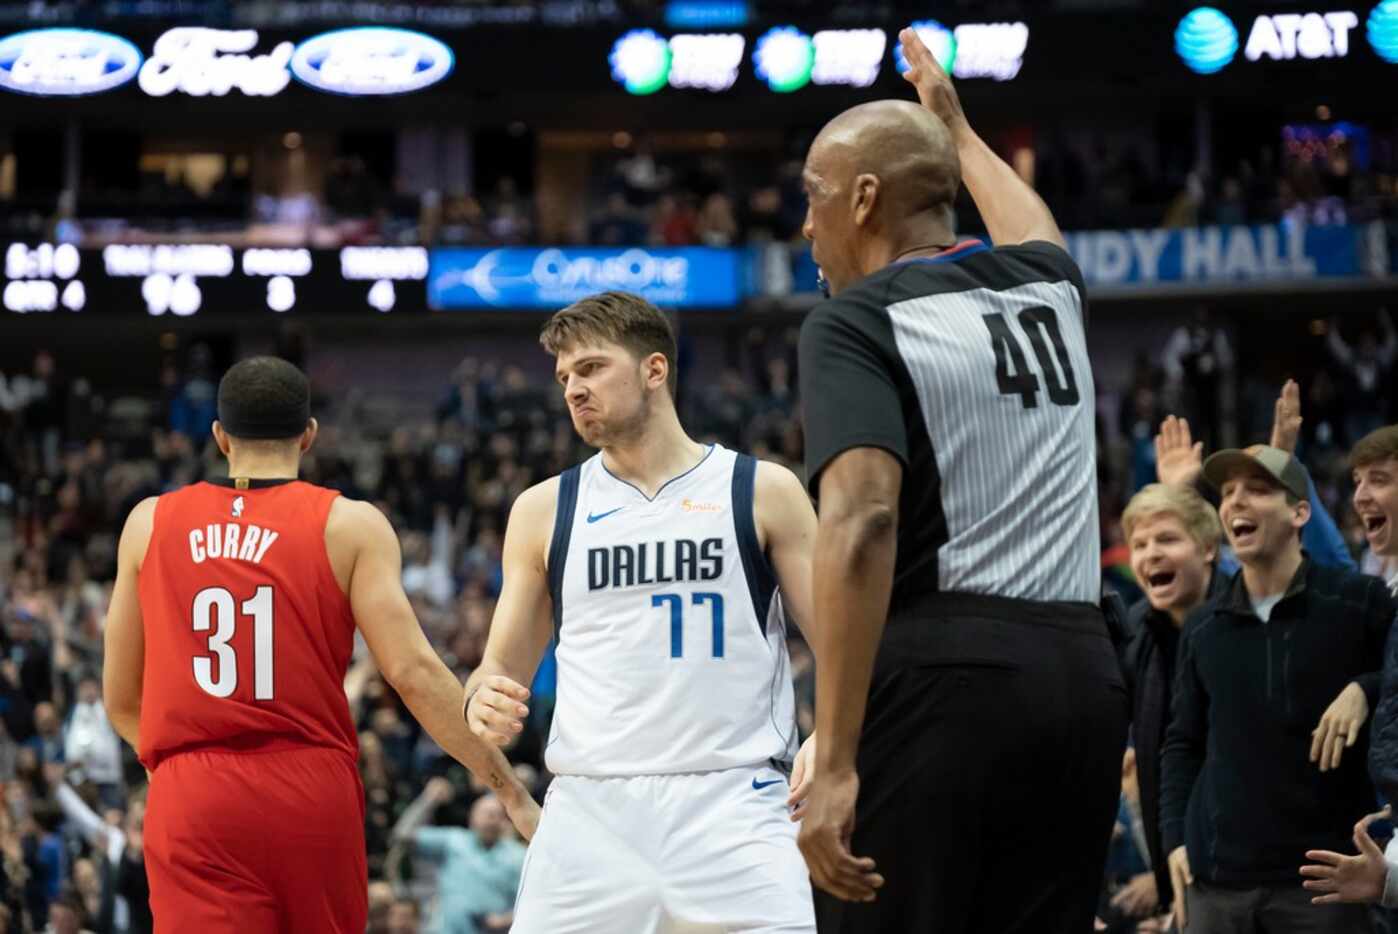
[568,130,1398,247]
[7,126,1397,250]
[1093,312,1398,932]
[0,298,1393,931]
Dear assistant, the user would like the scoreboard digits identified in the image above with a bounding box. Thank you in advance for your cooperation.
[2,243,428,316]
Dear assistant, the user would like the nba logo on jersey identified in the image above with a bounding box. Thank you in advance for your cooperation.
[232,496,244,518]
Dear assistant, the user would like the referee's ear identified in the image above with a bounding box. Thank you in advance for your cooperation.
[852,174,880,227]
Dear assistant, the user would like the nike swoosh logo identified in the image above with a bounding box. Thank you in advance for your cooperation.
[586,507,624,524]
[752,777,783,790]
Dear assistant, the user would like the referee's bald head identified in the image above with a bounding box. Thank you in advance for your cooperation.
[801,99,961,295]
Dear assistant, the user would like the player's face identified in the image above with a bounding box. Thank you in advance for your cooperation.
[1218,467,1308,565]
[1128,512,1215,621]
[555,341,655,448]
[1354,458,1398,557]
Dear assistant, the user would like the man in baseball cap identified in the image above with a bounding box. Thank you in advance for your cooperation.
[1161,444,1394,932]
[1203,443,1310,503]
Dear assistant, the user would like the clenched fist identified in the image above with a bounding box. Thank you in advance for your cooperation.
[465,675,531,746]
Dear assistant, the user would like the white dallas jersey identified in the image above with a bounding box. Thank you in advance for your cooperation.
[544,444,799,777]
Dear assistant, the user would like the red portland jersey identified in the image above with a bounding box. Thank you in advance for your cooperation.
[137,479,358,770]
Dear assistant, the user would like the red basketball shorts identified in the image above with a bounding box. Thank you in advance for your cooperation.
[145,744,367,934]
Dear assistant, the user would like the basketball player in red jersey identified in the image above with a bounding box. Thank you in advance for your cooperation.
[101,357,539,933]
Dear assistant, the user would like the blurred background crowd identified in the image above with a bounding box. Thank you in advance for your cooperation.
[6,124,1397,251]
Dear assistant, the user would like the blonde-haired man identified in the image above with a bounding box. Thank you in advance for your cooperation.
[462,291,823,933]
[1114,483,1226,925]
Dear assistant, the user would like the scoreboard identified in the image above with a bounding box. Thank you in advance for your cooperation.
[2,243,429,317]
[3,242,750,315]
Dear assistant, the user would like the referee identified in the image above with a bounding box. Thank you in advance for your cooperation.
[793,29,1128,933]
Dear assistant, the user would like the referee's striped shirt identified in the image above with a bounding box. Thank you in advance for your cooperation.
[798,239,1099,609]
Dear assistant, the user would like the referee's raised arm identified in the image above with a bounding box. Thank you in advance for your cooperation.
[897,27,1064,249]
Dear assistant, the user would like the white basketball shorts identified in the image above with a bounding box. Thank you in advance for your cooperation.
[511,767,815,933]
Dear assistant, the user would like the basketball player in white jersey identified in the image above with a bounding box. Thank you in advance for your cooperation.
[463,290,839,932]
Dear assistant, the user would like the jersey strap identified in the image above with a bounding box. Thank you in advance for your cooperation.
[548,465,583,641]
[731,454,778,634]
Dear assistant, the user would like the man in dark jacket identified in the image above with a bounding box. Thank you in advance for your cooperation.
[1114,387,1331,927]
[1115,482,1227,924]
[1161,444,1396,932]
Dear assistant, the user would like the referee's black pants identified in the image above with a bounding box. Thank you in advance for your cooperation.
[815,592,1130,934]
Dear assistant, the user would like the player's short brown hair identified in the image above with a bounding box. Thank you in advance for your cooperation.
[1121,483,1223,554]
[1350,425,1398,471]
[539,291,678,396]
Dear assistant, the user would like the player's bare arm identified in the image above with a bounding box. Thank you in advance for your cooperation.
[899,27,1064,249]
[755,461,819,644]
[326,496,540,839]
[797,446,899,902]
[464,478,558,747]
[102,495,158,750]
[752,461,822,814]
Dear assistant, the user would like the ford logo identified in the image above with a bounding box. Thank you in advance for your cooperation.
[0,28,142,96]
[290,27,453,96]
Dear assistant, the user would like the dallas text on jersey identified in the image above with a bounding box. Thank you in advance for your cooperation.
[586,538,723,592]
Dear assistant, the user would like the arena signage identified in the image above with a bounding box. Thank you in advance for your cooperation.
[1244,10,1358,60]
[811,29,887,87]
[289,27,454,95]
[609,28,745,93]
[1176,4,1393,71]
[752,26,814,92]
[3,242,84,313]
[780,225,1378,297]
[1061,224,1363,286]
[751,26,886,92]
[340,246,428,313]
[0,25,458,97]
[1373,0,1398,60]
[611,17,1025,94]
[0,28,142,96]
[665,0,749,29]
[428,247,744,308]
[138,28,294,97]
[893,20,1029,82]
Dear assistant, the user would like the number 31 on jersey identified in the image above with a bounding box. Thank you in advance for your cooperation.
[191,585,275,700]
